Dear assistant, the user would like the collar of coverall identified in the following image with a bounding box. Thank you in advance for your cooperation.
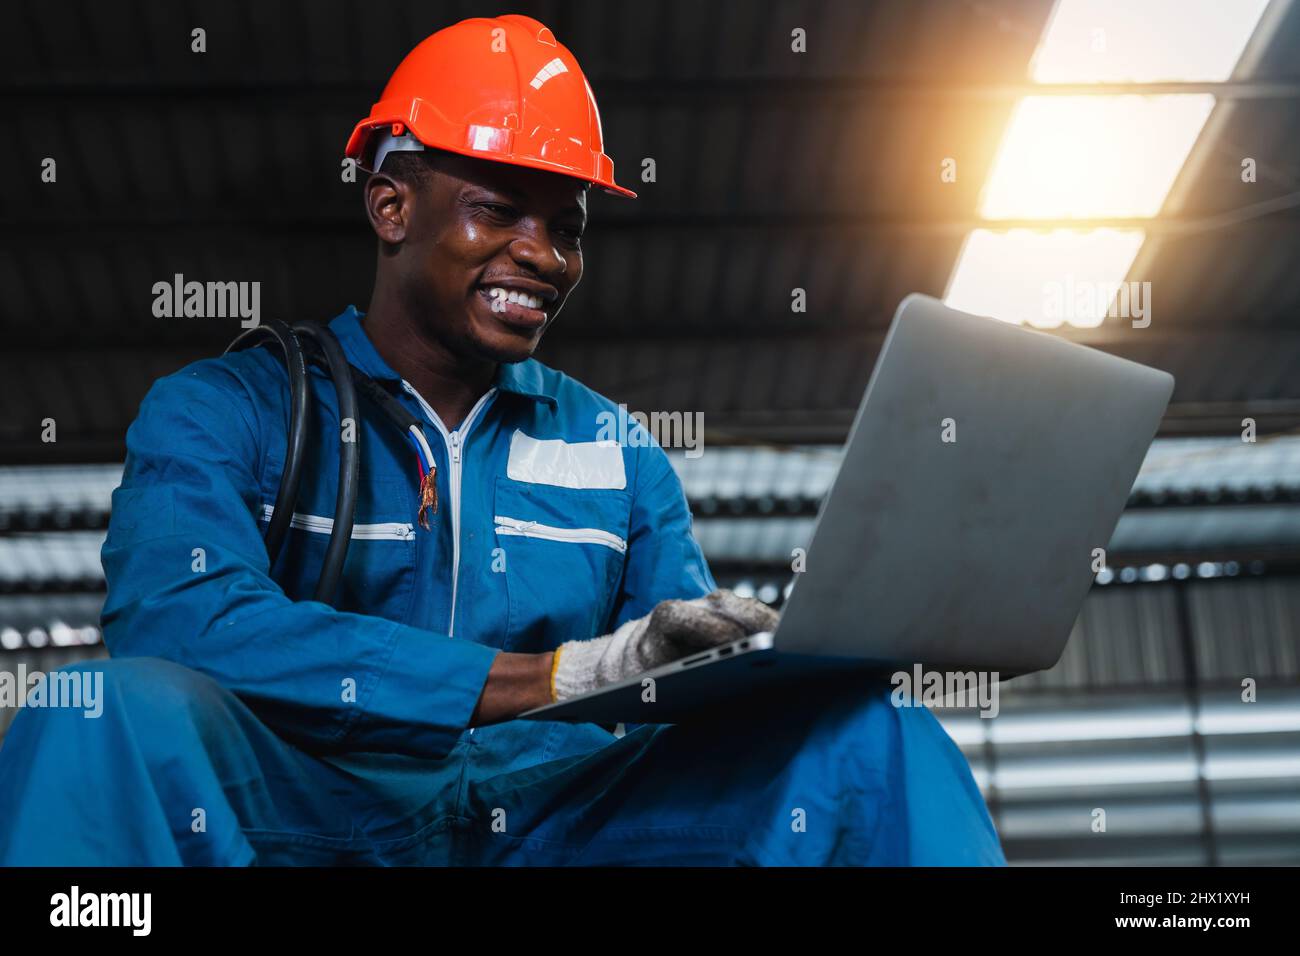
[328,305,559,407]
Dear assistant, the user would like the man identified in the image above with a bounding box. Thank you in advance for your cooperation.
[0,14,1004,866]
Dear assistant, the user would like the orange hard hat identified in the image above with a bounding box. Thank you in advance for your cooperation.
[345,14,636,199]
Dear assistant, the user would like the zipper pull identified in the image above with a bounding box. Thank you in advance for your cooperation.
[450,431,461,465]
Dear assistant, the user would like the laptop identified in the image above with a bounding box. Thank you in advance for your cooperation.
[523,293,1175,723]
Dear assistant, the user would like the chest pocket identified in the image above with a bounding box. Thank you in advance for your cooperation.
[494,475,631,653]
[265,477,417,623]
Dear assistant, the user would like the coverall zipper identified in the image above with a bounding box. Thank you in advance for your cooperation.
[493,516,627,553]
[399,381,497,638]
[259,506,415,541]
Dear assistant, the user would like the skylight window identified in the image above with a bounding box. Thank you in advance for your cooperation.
[1031,0,1271,83]
[944,228,1145,328]
[944,0,1275,326]
[980,94,1215,219]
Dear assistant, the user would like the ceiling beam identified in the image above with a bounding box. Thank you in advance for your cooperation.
[8,78,1300,102]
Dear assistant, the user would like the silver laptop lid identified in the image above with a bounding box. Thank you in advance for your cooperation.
[776,294,1174,674]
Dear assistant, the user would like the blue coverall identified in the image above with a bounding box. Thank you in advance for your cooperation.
[0,307,1005,865]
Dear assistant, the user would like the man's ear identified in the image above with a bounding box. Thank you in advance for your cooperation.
[363,173,411,244]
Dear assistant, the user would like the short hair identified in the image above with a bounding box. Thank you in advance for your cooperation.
[375,150,435,189]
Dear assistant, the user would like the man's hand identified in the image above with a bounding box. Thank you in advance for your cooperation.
[550,589,780,702]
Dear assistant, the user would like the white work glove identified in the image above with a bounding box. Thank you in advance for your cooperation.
[550,589,780,702]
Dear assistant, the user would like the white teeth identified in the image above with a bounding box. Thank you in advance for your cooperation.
[485,287,545,311]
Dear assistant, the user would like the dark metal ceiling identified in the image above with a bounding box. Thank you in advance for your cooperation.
[2,0,1299,462]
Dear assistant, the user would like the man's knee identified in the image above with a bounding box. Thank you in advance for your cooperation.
[0,658,265,866]
[9,657,242,755]
[746,677,902,749]
[99,655,231,709]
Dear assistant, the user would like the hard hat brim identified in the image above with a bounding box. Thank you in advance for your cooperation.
[346,115,637,200]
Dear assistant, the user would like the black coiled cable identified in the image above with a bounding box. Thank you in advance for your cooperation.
[226,321,358,604]
[224,320,309,566]
[291,323,361,604]
[225,320,425,607]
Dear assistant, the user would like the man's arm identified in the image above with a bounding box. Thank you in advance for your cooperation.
[542,438,735,705]
[470,651,553,724]
[102,366,498,758]
[476,437,720,718]
[473,436,767,714]
[607,440,717,629]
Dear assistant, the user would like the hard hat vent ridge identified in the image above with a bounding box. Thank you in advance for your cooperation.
[529,58,569,90]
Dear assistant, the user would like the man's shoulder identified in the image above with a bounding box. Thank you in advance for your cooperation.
[146,345,287,410]
[524,358,625,417]
[133,345,290,450]
[523,358,678,491]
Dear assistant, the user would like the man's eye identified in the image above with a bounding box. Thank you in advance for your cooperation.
[480,203,517,218]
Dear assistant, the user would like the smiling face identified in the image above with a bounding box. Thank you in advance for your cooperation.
[365,149,588,364]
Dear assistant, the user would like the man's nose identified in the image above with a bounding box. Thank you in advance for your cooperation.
[508,222,569,278]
